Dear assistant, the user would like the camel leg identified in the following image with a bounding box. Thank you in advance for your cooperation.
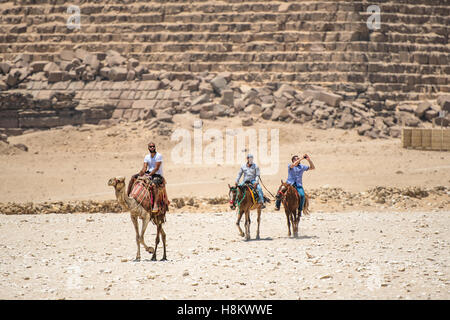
[244,210,251,241]
[159,224,167,261]
[139,213,155,254]
[151,224,161,261]
[285,211,291,237]
[236,210,245,237]
[256,207,261,240]
[130,214,141,261]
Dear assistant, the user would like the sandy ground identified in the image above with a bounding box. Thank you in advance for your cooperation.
[1,114,449,204]
[0,116,449,300]
[0,210,448,300]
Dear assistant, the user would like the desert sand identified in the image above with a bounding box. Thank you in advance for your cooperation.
[0,210,448,299]
[0,116,449,299]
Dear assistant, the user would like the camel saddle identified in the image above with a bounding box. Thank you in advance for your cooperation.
[130,176,153,212]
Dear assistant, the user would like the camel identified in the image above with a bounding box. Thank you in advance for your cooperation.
[228,183,268,241]
[275,180,310,238]
[108,176,167,261]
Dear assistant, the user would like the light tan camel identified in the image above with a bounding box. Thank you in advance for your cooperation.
[108,176,167,261]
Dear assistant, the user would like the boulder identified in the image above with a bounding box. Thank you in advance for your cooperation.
[210,75,228,94]
[191,94,209,106]
[43,62,60,76]
[242,117,253,126]
[156,111,173,123]
[261,108,273,120]
[271,108,290,121]
[60,50,76,61]
[424,109,438,121]
[303,89,342,107]
[0,62,11,74]
[212,104,227,117]
[199,110,216,120]
[415,101,432,118]
[336,113,354,129]
[243,104,261,114]
[437,95,450,112]
[220,89,234,106]
[109,67,128,81]
[357,123,372,136]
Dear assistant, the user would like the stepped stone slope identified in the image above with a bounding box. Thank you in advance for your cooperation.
[0,0,449,136]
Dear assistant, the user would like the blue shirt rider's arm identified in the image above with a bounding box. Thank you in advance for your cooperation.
[255,165,260,184]
[236,166,243,184]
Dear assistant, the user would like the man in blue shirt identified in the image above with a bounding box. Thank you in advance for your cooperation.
[236,154,266,209]
[275,154,315,213]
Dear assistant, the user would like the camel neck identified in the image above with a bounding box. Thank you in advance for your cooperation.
[116,187,131,210]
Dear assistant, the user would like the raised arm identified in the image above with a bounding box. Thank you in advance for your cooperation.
[304,154,315,170]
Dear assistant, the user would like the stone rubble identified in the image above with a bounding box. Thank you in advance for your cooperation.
[0,186,447,215]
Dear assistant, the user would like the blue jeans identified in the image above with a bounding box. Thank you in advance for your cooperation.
[276,183,305,212]
[239,180,264,203]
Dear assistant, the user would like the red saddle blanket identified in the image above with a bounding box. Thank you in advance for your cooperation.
[130,180,153,212]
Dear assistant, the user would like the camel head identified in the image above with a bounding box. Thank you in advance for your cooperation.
[108,176,126,192]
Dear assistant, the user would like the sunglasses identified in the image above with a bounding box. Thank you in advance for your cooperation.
[148,146,155,149]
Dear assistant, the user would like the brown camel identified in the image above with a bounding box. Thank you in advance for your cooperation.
[275,180,310,238]
[228,183,265,241]
[108,176,167,261]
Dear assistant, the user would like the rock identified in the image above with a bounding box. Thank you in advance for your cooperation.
[303,89,342,107]
[242,117,253,126]
[271,108,290,121]
[191,94,209,106]
[109,67,128,81]
[199,110,216,120]
[105,51,126,66]
[13,143,28,152]
[43,62,60,76]
[274,84,296,98]
[0,62,11,74]
[212,104,227,117]
[424,109,438,121]
[389,126,401,138]
[60,50,76,61]
[210,75,228,94]
[99,67,110,79]
[437,95,450,112]
[295,105,314,117]
[414,101,431,119]
[357,123,372,136]
[261,108,273,120]
[0,133,8,143]
[243,104,261,114]
[220,90,234,106]
[47,71,65,83]
[126,70,135,81]
[0,80,7,90]
[83,53,100,71]
[156,111,173,123]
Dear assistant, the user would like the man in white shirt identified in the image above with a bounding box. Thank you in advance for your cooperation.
[127,142,168,212]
